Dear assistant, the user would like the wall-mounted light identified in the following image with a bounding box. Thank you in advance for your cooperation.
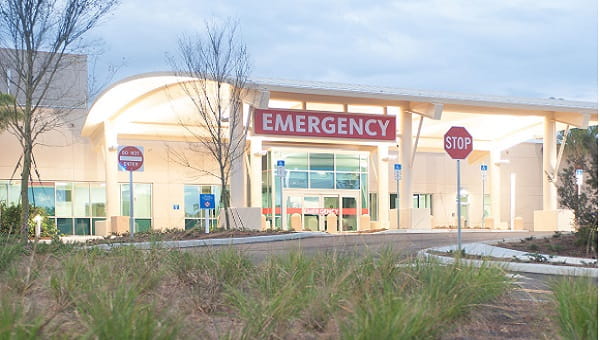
[253,150,268,157]
[381,155,397,162]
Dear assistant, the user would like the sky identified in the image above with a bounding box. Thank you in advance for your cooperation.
[87,0,598,102]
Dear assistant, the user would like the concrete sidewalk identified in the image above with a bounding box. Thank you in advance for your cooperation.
[423,242,598,277]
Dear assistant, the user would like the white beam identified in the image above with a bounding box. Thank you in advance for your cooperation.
[543,117,557,210]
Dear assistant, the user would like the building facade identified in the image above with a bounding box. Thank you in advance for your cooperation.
[1,67,597,235]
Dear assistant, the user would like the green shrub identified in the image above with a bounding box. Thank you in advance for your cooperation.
[0,203,58,238]
[552,276,598,340]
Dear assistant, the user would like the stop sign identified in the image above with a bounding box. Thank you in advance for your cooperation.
[444,126,473,159]
[118,146,144,171]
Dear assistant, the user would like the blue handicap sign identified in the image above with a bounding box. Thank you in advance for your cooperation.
[200,194,215,209]
[394,164,402,171]
[481,164,488,171]
[277,160,285,167]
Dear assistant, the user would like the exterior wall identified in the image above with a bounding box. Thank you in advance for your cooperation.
[0,123,224,231]
[115,139,221,230]
[401,143,543,229]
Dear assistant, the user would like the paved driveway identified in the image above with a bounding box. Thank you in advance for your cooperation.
[187,231,551,262]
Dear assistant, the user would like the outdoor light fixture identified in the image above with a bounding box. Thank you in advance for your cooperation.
[33,215,43,238]
[253,150,268,156]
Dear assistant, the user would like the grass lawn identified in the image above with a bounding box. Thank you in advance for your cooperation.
[0,235,513,339]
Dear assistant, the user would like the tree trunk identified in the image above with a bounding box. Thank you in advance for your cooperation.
[220,173,231,230]
[20,133,32,241]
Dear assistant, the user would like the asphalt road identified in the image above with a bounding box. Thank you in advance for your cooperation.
[185,230,595,305]
[186,230,551,262]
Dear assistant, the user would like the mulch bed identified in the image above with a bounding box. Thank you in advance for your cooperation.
[496,233,597,259]
[84,229,294,245]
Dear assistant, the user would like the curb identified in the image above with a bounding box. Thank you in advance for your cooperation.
[420,243,598,278]
[90,231,330,250]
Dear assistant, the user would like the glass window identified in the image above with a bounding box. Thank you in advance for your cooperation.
[360,155,368,172]
[369,193,378,221]
[389,194,398,209]
[342,197,357,231]
[8,182,20,205]
[413,194,433,215]
[286,171,308,188]
[120,183,152,218]
[335,154,360,172]
[361,174,368,212]
[74,183,90,217]
[310,172,334,189]
[29,183,55,215]
[0,182,7,203]
[184,185,220,230]
[135,219,151,232]
[184,185,201,218]
[55,182,73,217]
[57,218,73,235]
[285,153,308,170]
[336,173,360,190]
[310,153,334,171]
[74,218,91,235]
[90,183,106,217]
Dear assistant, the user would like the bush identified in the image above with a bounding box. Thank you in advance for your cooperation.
[0,202,58,238]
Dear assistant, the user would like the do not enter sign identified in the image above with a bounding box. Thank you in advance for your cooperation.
[118,146,144,171]
[444,127,473,160]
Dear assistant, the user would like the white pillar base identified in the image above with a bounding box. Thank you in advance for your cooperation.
[390,208,432,229]
[533,209,575,232]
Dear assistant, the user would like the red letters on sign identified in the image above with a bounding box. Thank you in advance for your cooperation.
[254,108,396,141]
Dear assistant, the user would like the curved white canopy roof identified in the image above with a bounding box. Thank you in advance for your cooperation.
[83,72,597,156]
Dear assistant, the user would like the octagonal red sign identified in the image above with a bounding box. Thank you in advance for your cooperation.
[444,126,473,160]
[118,146,144,171]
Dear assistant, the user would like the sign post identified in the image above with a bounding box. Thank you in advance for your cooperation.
[200,194,215,234]
[480,164,488,228]
[394,164,402,229]
[276,160,287,230]
[444,127,473,252]
[118,146,144,238]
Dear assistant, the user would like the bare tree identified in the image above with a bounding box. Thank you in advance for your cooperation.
[169,20,251,230]
[0,0,119,239]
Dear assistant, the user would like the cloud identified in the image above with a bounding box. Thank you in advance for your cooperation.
[88,0,597,101]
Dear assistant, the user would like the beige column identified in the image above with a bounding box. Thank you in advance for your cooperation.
[230,104,246,208]
[489,150,502,228]
[103,121,120,229]
[377,145,390,228]
[399,108,412,224]
[249,138,263,207]
[543,116,557,210]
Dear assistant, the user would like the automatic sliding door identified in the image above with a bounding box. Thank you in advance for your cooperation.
[303,196,320,231]
[323,196,339,232]
[342,196,357,231]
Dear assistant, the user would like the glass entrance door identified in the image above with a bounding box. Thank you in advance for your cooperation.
[284,192,359,232]
[341,196,358,231]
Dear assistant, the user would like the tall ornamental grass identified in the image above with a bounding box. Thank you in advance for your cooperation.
[552,276,598,340]
[0,243,511,338]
